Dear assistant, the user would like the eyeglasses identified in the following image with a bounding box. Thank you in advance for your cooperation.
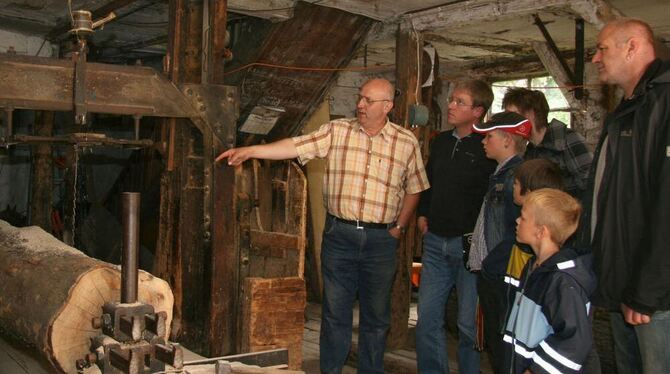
[448,97,474,108]
[355,94,391,105]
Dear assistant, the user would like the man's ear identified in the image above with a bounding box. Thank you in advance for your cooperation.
[384,101,394,114]
[626,37,640,60]
[473,106,485,121]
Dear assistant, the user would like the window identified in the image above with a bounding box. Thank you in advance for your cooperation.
[491,76,572,127]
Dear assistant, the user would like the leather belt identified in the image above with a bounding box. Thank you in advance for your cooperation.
[328,213,392,230]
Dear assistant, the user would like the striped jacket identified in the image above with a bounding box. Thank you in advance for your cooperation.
[503,247,596,374]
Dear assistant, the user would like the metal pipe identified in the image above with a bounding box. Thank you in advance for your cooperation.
[121,192,140,303]
[133,114,141,140]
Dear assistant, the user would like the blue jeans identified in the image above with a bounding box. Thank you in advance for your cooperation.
[416,231,480,374]
[610,310,670,374]
[319,216,398,374]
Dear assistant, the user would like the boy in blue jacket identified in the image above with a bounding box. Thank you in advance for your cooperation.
[504,188,595,374]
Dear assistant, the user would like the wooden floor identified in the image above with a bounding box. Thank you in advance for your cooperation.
[302,301,493,374]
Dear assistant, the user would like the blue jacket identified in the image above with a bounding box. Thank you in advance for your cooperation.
[483,155,522,251]
[503,247,596,374]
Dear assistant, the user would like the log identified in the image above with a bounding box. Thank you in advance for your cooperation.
[0,220,173,373]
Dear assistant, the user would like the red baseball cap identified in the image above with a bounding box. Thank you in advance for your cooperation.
[472,111,532,139]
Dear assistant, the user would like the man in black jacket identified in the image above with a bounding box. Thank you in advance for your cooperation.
[585,18,670,374]
[415,79,496,374]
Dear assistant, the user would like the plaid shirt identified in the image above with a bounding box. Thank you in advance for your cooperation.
[525,119,593,198]
[293,118,429,223]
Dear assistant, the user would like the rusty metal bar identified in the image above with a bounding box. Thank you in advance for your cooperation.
[73,42,89,125]
[122,192,140,304]
[6,134,153,148]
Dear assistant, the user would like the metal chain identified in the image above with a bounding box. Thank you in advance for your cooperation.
[72,144,79,247]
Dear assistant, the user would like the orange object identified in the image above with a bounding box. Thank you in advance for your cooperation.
[411,262,422,288]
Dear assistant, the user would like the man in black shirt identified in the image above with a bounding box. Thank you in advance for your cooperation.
[416,79,497,374]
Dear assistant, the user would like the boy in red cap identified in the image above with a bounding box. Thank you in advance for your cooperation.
[466,111,530,372]
[468,111,531,272]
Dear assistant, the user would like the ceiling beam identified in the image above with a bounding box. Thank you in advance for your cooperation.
[0,54,196,118]
[404,0,622,31]
[228,0,295,21]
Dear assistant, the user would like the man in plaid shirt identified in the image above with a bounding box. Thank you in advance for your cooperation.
[217,78,429,373]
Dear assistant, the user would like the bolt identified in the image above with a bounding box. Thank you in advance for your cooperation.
[86,353,97,364]
[91,317,102,329]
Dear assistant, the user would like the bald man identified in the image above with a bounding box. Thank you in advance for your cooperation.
[217,78,429,373]
[582,18,670,374]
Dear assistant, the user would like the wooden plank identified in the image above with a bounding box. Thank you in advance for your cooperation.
[242,277,306,370]
[238,2,372,142]
[250,230,300,254]
[405,0,622,32]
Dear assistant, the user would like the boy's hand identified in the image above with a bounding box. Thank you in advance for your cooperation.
[621,303,651,325]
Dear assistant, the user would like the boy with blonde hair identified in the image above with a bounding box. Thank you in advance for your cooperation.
[504,189,595,374]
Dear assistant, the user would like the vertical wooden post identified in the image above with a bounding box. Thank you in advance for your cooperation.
[387,23,421,350]
[30,111,54,231]
[156,0,208,354]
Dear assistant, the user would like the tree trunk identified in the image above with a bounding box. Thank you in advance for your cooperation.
[0,220,173,374]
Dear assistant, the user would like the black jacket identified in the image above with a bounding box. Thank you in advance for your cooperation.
[503,248,596,374]
[577,59,670,313]
[418,130,496,238]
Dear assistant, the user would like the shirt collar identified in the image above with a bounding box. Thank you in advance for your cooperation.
[355,118,394,142]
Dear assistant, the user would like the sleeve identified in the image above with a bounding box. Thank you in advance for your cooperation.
[564,130,593,196]
[292,121,333,165]
[416,137,436,217]
[404,136,430,195]
[529,277,593,374]
[624,100,670,314]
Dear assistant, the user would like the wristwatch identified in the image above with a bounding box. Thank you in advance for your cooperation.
[394,224,405,234]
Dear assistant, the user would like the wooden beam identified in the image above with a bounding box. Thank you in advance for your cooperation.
[387,23,421,350]
[568,0,624,29]
[228,0,295,21]
[531,41,581,109]
[532,41,605,151]
[405,0,621,32]
[205,0,238,358]
[29,111,54,231]
[0,54,197,118]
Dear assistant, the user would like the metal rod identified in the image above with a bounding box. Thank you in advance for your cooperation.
[133,114,141,140]
[121,192,140,303]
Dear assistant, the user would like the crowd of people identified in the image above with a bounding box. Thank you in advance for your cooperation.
[216,17,669,374]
